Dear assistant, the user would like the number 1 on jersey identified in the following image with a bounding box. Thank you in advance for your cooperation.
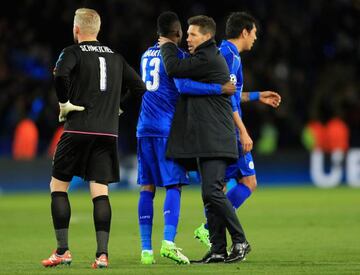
[99,57,107,91]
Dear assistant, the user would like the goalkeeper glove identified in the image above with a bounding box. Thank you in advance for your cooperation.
[59,101,85,122]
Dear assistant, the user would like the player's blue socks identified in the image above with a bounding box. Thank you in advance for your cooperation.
[138,191,154,250]
[227,183,252,209]
[163,187,181,242]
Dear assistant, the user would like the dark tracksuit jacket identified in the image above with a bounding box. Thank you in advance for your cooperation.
[160,39,238,170]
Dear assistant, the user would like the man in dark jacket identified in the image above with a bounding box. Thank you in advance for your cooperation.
[159,15,248,263]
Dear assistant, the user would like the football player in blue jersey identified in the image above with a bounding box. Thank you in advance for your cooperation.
[194,12,281,259]
[137,11,235,265]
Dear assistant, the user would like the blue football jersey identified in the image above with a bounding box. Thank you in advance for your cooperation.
[219,40,243,117]
[137,44,186,138]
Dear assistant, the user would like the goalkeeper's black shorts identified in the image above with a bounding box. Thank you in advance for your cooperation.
[52,132,119,184]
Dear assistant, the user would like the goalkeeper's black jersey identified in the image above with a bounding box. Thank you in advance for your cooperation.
[54,41,145,136]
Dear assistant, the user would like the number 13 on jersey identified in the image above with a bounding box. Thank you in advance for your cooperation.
[141,57,160,91]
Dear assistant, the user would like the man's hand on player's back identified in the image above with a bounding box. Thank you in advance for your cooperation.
[158,36,176,46]
[221,81,236,96]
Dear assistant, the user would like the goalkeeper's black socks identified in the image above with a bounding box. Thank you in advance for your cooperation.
[93,195,111,257]
[51,191,71,254]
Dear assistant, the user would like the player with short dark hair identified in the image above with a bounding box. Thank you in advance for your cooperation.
[41,8,145,269]
[137,11,235,265]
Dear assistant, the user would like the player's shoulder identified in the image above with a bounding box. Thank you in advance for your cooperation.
[142,44,161,59]
[95,43,125,60]
[59,44,86,57]
[219,45,232,58]
[99,43,117,54]
[220,40,238,54]
[61,44,78,54]
[56,44,79,61]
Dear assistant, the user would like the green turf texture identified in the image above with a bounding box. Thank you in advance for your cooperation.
[0,186,359,274]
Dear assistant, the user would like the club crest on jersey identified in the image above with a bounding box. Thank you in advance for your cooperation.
[230,74,237,85]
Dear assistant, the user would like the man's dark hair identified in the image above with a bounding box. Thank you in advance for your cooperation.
[187,15,216,38]
[225,12,258,39]
[157,11,180,36]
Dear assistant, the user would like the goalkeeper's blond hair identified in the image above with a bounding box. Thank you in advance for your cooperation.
[74,8,101,35]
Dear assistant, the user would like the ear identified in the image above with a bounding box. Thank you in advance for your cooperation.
[74,25,80,35]
[242,29,249,38]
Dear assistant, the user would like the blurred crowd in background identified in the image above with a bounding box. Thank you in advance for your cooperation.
[0,0,359,159]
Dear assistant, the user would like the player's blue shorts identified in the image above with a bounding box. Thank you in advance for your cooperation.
[137,137,189,187]
[225,142,256,181]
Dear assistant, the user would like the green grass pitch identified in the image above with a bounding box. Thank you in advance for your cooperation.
[0,186,359,274]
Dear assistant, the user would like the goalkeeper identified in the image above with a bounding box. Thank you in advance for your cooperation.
[41,8,145,269]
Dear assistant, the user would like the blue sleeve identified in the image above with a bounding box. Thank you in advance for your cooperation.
[222,51,232,69]
[174,78,222,95]
[230,95,238,112]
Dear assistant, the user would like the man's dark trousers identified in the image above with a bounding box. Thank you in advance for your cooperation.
[198,158,246,253]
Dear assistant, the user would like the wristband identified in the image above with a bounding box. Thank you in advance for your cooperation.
[249,91,260,101]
